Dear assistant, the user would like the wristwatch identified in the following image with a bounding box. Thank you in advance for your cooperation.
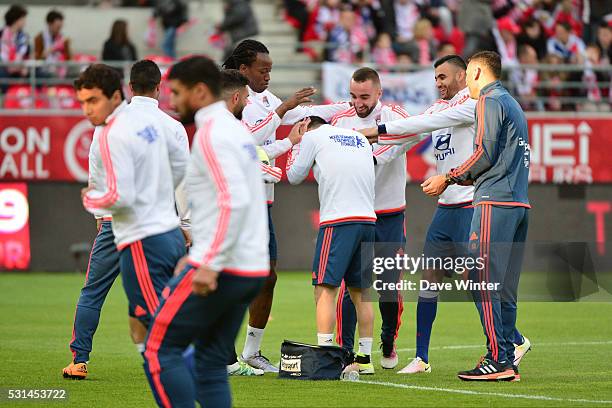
[444,173,455,185]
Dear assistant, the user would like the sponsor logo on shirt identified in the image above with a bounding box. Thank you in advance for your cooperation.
[434,133,455,161]
[329,134,366,148]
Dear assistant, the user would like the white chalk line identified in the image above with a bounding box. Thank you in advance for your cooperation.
[359,340,612,405]
[357,379,612,405]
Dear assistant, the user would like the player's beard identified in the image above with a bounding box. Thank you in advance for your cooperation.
[355,103,376,118]
[178,108,196,125]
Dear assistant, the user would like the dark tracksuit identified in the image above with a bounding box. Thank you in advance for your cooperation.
[69,220,120,363]
[449,80,530,365]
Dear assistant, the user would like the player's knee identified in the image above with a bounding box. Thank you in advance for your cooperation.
[418,290,439,301]
[263,268,277,290]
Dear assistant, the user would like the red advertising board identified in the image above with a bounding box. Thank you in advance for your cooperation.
[0,183,30,270]
[0,114,611,183]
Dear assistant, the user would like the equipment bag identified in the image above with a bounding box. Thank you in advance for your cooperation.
[278,340,353,380]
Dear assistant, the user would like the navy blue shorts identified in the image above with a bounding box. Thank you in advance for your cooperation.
[267,204,277,261]
[424,204,474,260]
[312,222,375,288]
[119,228,186,327]
[375,211,406,255]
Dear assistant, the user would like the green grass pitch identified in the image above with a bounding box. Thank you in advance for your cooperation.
[1,272,612,407]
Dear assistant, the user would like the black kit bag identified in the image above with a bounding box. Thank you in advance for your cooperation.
[278,340,353,380]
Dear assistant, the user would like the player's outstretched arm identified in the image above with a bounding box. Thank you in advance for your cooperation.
[378,98,477,145]
[449,97,501,184]
[285,120,314,184]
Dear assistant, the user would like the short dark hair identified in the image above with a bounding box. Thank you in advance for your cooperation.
[130,60,161,94]
[306,116,327,130]
[46,9,63,24]
[352,67,381,86]
[168,56,221,97]
[221,69,248,94]
[222,39,269,70]
[5,4,27,27]
[433,54,467,70]
[556,21,572,33]
[74,63,124,100]
[469,51,502,79]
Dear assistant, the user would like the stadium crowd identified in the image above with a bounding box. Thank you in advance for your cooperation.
[0,1,611,111]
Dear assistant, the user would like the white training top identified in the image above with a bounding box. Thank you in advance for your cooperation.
[331,102,424,214]
[88,101,127,220]
[242,86,350,203]
[286,124,376,226]
[83,96,189,248]
[379,88,477,206]
[186,101,269,276]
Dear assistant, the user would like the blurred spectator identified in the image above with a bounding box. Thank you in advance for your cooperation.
[326,5,368,63]
[372,32,397,67]
[316,0,341,40]
[510,44,541,110]
[218,0,259,59]
[154,0,188,59]
[517,18,547,60]
[596,22,612,64]
[436,41,456,58]
[0,4,29,79]
[396,51,413,64]
[420,0,453,37]
[34,10,71,78]
[579,43,610,111]
[353,0,387,43]
[102,19,137,61]
[395,18,436,66]
[583,1,612,44]
[547,22,585,62]
[547,0,582,38]
[457,0,493,57]
[393,0,421,42]
[540,53,571,111]
[492,17,519,66]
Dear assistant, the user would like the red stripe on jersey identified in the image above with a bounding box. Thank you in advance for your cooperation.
[197,119,232,266]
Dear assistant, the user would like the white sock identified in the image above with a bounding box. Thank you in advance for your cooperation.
[136,343,145,354]
[317,333,334,346]
[358,337,373,356]
[242,326,265,358]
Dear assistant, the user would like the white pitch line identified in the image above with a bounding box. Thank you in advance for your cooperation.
[356,380,612,405]
[371,340,612,354]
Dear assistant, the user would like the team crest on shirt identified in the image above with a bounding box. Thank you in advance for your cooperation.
[242,143,258,160]
[262,96,270,107]
[136,126,159,144]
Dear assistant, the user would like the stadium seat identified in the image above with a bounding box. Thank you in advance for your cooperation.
[43,86,80,110]
[4,85,36,109]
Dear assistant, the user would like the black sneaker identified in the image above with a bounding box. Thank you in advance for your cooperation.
[510,364,521,382]
[457,357,515,381]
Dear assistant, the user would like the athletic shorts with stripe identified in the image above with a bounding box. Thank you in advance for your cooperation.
[144,265,266,408]
[336,212,405,349]
[267,204,277,261]
[312,222,375,288]
[469,203,529,364]
[119,228,186,327]
[69,220,120,363]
